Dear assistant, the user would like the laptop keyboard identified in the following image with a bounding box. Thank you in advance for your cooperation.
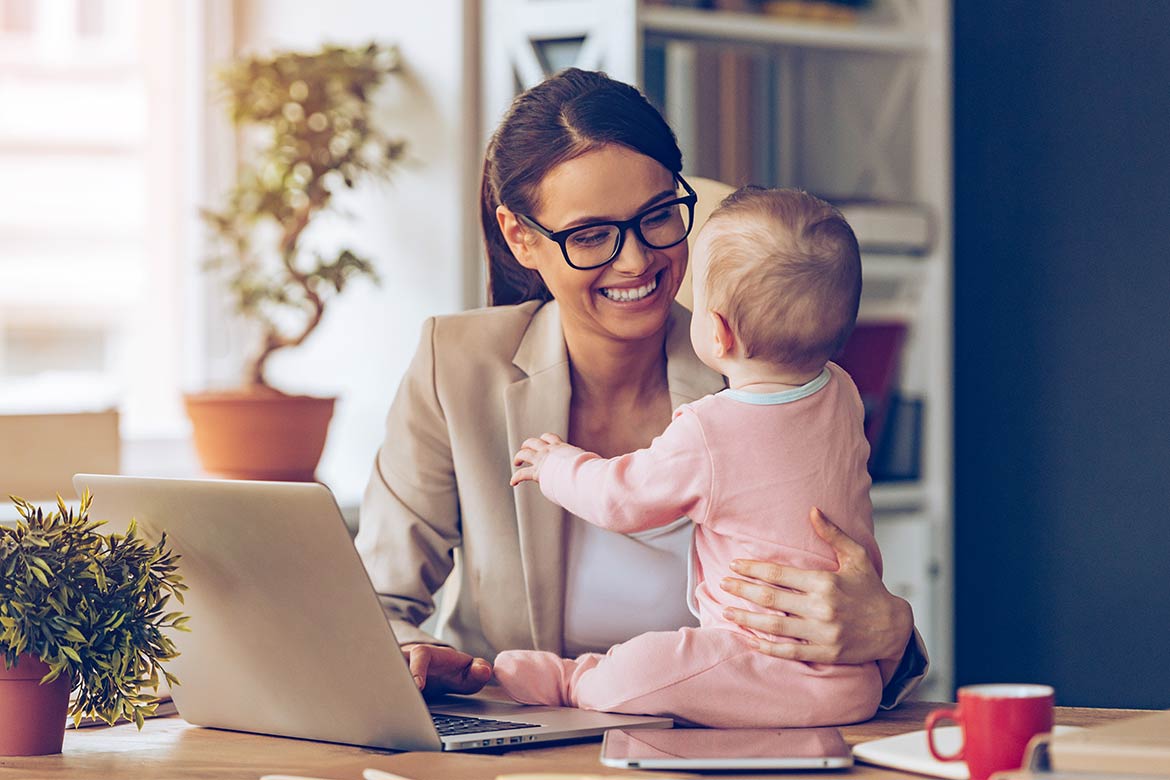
[431,712,540,736]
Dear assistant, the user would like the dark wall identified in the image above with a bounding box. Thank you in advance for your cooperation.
[954,3,1170,708]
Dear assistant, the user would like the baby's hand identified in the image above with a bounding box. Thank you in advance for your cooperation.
[510,433,565,486]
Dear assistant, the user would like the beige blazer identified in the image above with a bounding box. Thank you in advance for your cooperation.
[355,298,927,705]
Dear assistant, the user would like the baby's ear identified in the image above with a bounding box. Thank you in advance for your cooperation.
[709,310,735,358]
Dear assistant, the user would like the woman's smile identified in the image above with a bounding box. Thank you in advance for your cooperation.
[597,267,665,304]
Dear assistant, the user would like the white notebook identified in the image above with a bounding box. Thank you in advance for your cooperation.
[853,725,1083,779]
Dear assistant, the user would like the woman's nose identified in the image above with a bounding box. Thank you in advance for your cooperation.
[609,227,652,275]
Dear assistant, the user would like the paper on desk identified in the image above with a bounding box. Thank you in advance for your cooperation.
[852,725,1083,779]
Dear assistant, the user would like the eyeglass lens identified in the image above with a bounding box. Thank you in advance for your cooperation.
[565,201,692,269]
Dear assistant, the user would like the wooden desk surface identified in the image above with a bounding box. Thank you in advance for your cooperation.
[0,702,1144,780]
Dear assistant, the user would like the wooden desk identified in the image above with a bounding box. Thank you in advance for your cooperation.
[0,702,1143,780]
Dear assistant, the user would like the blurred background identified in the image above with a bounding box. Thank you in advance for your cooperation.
[0,0,1167,709]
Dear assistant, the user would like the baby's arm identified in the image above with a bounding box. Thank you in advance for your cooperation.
[511,409,711,534]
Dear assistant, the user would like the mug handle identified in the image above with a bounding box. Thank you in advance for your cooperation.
[926,707,965,762]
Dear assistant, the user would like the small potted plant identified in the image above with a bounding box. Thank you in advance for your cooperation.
[186,42,407,481]
[0,493,187,756]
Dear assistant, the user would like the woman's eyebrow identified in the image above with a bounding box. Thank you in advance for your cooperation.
[559,187,678,229]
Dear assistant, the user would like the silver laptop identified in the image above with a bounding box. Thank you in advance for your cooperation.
[72,474,672,751]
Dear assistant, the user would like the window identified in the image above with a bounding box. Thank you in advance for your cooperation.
[0,0,205,438]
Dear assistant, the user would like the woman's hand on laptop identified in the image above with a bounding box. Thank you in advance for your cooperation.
[718,507,913,665]
[402,643,493,698]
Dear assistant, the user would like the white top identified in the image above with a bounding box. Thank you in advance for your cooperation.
[562,513,700,657]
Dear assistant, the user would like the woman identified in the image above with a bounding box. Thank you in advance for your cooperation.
[355,68,926,706]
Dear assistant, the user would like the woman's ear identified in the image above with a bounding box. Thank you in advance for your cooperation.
[708,310,736,359]
[497,205,539,270]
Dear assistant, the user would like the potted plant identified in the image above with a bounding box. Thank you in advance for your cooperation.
[187,42,407,481]
[0,493,187,756]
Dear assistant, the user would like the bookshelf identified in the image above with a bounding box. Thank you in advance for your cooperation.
[640,5,927,53]
[482,0,953,699]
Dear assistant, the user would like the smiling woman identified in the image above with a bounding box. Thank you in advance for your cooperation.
[355,68,925,708]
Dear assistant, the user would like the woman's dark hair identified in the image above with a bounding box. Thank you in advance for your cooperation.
[481,68,683,306]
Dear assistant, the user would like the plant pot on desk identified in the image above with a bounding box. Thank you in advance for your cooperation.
[184,390,336,482]
[0,655,70,756]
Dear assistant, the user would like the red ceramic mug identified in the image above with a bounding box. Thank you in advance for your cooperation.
[925,684,1055,780]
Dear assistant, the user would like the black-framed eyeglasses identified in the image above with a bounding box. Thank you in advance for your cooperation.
[518,175,697,270]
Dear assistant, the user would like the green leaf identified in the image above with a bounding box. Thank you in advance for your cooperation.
[30,566,49,586]
[62,626,87,643]
[61,646,82,663]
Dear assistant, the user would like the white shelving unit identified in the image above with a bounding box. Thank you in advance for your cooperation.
[640,4,927,53]
[482,0,952,699]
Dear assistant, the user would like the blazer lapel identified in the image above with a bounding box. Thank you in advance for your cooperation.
[505,301,571,653]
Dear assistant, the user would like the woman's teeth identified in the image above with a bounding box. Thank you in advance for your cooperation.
[600,276,658,302]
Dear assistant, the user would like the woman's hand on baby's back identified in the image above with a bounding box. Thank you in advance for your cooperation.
[719,507,913,666]
[510,432,565,486]
[401,643,493,698]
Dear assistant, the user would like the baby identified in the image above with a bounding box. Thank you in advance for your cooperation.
[495,186,882,728]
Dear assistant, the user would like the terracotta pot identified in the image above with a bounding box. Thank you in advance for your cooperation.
[184,390,336,481]
[0,655,71,756]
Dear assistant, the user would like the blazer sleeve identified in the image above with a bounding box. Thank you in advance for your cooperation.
[537,407,712,534]
[879,627,931,709]
[355,318,461,647]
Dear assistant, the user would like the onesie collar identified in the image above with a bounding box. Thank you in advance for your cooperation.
[719,366,831,405]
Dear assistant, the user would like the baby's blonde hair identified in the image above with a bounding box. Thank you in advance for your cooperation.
[701,186,861,374]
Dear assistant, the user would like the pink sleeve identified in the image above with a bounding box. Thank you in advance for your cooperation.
[537,408,712,534]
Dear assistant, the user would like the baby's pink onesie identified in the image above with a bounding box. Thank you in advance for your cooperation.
[494,362,883,727]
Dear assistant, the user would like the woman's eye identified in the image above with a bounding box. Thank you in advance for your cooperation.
[569,229,611,248]
[641,207,673,227]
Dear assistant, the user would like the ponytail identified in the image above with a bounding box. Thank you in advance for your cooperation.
[480,151,551,306]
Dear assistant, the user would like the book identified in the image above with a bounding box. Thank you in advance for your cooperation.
[869,393,923,482]
[833,321,907,453]
[1042,709,1170,776]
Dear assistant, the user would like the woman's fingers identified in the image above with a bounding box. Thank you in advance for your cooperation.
[403,644,493,697]
[539,432,563,445]
[722,609,845,663]
[808,507,867,572]
[722,605,800,636]
[406,644,431,690]
[720,576,802,613]
[722,605,838,646]
[442,659,489,696]
[725,560,827,598]
[751,635,840,664]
